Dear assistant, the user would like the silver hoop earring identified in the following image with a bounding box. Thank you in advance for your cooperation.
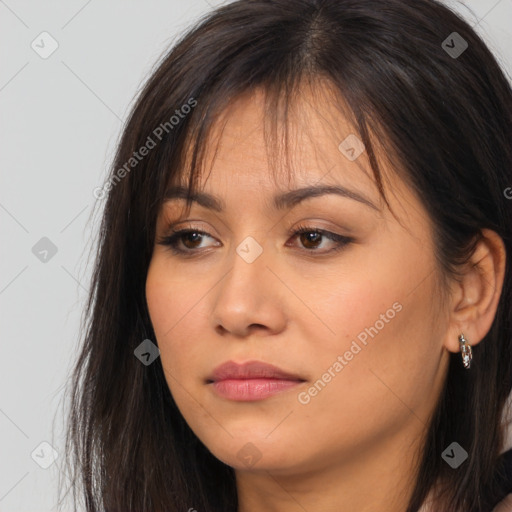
[459,333,472,369]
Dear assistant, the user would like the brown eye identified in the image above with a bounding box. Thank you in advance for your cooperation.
[181,232,205,249]
[157,228,218,255]
[288,224,353,254]
[299,231,323,249]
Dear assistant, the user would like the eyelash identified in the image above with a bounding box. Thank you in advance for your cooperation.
[157,223,353,257]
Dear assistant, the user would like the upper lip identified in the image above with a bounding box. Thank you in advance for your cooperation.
[207,360,305,382]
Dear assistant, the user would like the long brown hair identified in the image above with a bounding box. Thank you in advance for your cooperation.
[63,1,512,510]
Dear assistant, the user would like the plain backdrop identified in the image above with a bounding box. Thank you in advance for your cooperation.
[1,1,512,510]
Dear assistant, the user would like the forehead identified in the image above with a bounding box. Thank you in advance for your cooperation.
[173,85,383,204]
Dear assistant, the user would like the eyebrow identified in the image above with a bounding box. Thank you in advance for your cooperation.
[164,184,379,212]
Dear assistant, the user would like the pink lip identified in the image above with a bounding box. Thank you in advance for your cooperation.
[207,361,306,401]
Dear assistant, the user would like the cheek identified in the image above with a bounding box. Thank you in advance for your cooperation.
[146,264,224,450]
[300,245,442,414]
[145,258,221,413]
[303,271,443,438]
[145,261,200,373]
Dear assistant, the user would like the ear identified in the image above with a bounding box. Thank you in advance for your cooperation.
[443,228,506,353]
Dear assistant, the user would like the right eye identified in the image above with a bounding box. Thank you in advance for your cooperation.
[157,228,220,256]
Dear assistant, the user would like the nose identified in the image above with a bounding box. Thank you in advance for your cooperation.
[210,238,288,338]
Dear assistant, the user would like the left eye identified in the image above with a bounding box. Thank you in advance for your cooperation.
[157,225,353,256]
[288,225,352,253]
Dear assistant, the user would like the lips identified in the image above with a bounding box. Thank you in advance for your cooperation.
[206,361,306,401]
[207,360,305,383]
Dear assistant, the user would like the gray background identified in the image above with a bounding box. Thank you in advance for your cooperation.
[1,1,511,510]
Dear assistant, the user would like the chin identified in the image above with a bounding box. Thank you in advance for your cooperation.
[199,431,306,472]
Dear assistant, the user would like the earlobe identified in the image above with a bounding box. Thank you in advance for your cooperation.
[444,228,506,354]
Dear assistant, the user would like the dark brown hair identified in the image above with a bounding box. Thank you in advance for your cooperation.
[63,0,512,510]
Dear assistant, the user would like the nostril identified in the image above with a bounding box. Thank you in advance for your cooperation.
[248,323,266,330]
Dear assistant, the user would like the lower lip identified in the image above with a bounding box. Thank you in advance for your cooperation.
[210,378,303,401]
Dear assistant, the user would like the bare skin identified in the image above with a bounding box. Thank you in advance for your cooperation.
[145,85,506,512]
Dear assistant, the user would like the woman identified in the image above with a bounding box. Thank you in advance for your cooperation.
[64,0,512,510]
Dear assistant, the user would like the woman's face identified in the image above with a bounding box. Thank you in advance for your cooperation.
[145,87,451,477]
